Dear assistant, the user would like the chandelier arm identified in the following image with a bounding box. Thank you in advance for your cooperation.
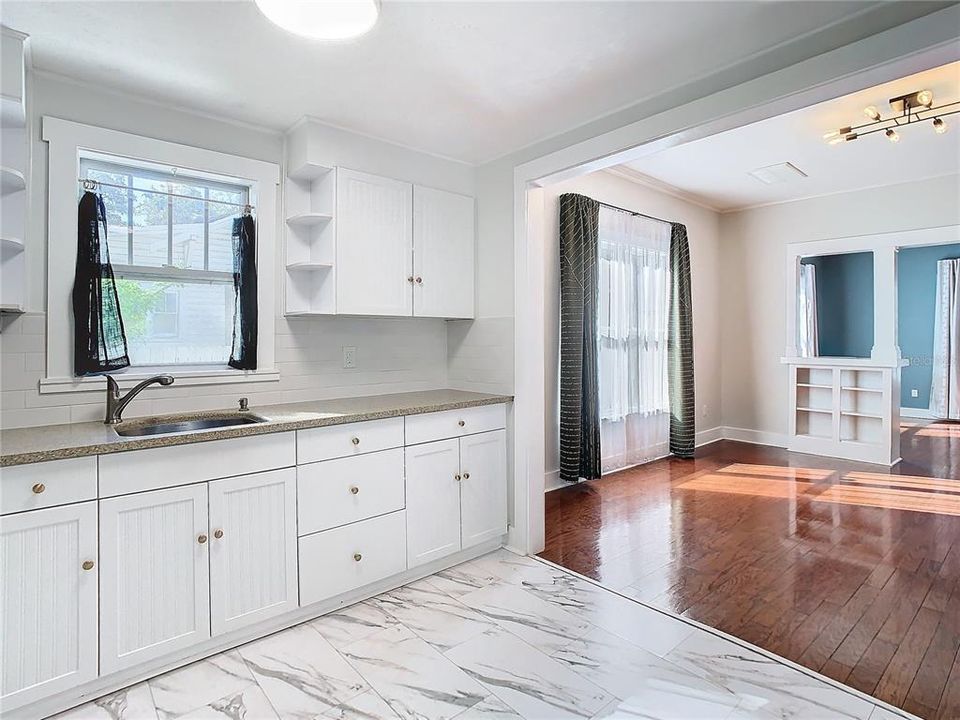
[851,107,960,138]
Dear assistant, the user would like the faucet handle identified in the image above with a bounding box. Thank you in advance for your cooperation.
[239,397,249,411]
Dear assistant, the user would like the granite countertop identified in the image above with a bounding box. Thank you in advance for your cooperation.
[0,389,513,467]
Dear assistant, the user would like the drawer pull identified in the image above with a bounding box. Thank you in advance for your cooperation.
[214,529,224,539]
[197,534,208,544]
[32,483,46,494]
[82,560,95,571]
[349,485,360,495]
[351,437,360,446]
[462,472,470,480]
[458,420,465,427]
[353,552,362,562]
[455,474,461,482]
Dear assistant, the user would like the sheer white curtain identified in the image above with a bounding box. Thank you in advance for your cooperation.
[931,258,960,420]
[797,263,819,358]
[597,206,671,473]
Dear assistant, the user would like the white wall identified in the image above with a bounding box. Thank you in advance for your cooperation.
[540,171,722,483]
[719,173,960,442]
[0,72,473,429]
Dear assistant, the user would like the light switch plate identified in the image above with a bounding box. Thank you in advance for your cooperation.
[343,346,357,369]
[911,389,919,398]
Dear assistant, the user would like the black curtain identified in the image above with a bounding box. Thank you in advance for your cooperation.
[228,214,258,370]
[558,193,601,483]
[668,222,696,457]
[73,191,130,375]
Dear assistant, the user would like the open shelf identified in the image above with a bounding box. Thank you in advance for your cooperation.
[286,212,332,227]
[840,386,883,393]
[797,367,833,387]
[287,261,333,271]
[287,161,333,182]
[1,237,24,255]
[0,166,25,194]
[797,407,832,414]
[840,411,883,419]
[0,303,24,315]
[797,383,832,389]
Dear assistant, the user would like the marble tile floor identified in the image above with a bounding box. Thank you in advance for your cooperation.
[50,549,917,720]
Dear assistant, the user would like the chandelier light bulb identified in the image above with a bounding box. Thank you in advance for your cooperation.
[885,128,900,143]
[863,106,881,121]
[934,117,947,134]
[917,89,934,107]
[255,0,380,40]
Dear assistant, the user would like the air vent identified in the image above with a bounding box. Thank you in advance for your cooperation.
[747,162,808,185]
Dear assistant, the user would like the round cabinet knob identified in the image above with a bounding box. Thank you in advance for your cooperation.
[82,560,95,571]
[353,552,362,562]
[407,276,415,283]
[197,534,208,544]
[351,437,360,446]
[458,420,465,427]
[32,483,46,494]
[455,474,461,482]
[415,276,423,284]
[349,485,360,495]
[462,472,470,480]
[214,529,224,539]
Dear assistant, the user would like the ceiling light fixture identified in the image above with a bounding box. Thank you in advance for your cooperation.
[255,0,380,40]
[823,89,959,146]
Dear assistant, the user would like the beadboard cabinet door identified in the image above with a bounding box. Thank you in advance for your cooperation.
[99,484,210,675]
[336,168,413,316]
[412,186,475,319]
[459,430,508,549]
[405,438,462,568]
[208,469,298,636]
[0,502,98,712]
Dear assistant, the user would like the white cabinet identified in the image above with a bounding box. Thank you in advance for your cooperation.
[0,502,98,711]
[208,469,298,636]
[405,438,462,567]
[336,168,413,316]
[412,186,475,318]
[99,485,210,674]
[460,430,508,549]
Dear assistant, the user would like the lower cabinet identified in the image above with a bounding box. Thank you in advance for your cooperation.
[406,429,507,569]
[99,484,211,674]
[0,502,99,711]
[209,469,298,635]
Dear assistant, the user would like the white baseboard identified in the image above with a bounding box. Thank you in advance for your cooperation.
[901,406,935,420]
[721,426,788,448]
[695,426,724,447]
[544,469,564,492]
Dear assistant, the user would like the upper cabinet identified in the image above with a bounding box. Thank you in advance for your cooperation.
[413,186,475,319]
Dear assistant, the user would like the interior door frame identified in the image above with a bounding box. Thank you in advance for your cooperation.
[507,8,960,555]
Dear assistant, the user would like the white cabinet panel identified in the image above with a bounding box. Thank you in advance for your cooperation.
[299,511,407,606]
[99,485,210,674]
[405,439,461,568]
[209,469,298,636]
[0,456,97,516]
[336,169,412,316]
[297,417,404,464]
[0,502,98,711]
[298,449,405,535]
[404,403,507,446]
[459,430,508,549]
[413,186,474,319]
[99,432,295,497]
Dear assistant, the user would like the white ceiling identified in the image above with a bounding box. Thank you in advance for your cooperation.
[620,62,960,212]
[0,1,949,163]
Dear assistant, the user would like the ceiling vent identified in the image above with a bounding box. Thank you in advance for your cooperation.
[747,162,808,185]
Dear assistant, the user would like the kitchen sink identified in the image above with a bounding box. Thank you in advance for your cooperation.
[113,413,269,437]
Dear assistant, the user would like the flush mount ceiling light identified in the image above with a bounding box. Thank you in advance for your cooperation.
[822,89,959,145]
[255,0,380,40]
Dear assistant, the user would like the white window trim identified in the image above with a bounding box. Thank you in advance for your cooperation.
[40,116,280,395]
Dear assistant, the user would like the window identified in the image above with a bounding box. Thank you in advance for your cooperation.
[80,158,247,367]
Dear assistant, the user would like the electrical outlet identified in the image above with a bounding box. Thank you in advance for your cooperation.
[911,389,919,398]
[343,346,357,369]
[701,404,708,419]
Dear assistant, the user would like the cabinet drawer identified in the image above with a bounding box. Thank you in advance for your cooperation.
[404,403,506,445]
[1,457,98,515]
[99,432,296,497]
[297,417,404,464]
[299,510,407,606]
[298,448,405,536]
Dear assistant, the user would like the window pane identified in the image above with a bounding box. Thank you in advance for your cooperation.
[207,199,239,273]
[116,277,233,365]
[99,185,130,265]
[172,196,205,269]
[131,190,169,266]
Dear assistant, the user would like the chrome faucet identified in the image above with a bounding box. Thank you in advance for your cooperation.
[104,374,174,425]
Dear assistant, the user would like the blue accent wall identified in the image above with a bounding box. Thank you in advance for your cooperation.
[801,252,874,359]
[898,243,960,409]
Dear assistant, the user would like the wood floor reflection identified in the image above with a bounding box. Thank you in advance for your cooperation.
[541,422,960,719]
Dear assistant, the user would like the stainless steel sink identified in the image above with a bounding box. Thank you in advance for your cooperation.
[113,414,268,437]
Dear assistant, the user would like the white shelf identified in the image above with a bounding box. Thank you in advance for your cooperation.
[288,162,333,182]
[0,303,24,314]
[0,166,25,194]
[286,261,333,271]
[1,236,25,255]
[797,407,832,414]
[286,212,332,227]
[797,383,832,389]
[841,386,883,394]
[840,411,883,419]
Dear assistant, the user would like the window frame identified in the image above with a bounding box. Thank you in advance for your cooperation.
[40,117,280,395]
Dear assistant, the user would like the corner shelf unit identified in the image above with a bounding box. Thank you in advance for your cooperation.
[1,27,29,316]
[785,358,900,465]
[283,161,336,315]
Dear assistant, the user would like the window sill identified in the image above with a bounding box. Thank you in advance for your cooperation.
[39,367,280,395]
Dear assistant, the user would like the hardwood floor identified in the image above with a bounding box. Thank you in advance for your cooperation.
[540,421,960,719]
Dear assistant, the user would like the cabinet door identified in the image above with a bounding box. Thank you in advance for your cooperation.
[336,168,413,316]
[209,469,298,636]
[405,438,461,568]
[412,186,475,319]
[99,485,210,674]
[460,430,508,549]
[1,502,98,711]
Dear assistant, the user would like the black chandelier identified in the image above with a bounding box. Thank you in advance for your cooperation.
[823,90,959,144]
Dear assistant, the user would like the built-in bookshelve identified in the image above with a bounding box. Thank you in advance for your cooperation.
[1,28,28,316]
[0,166,25,194]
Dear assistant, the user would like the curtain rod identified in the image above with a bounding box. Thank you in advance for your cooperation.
[79,178,254,213]
[596,199,672,226]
